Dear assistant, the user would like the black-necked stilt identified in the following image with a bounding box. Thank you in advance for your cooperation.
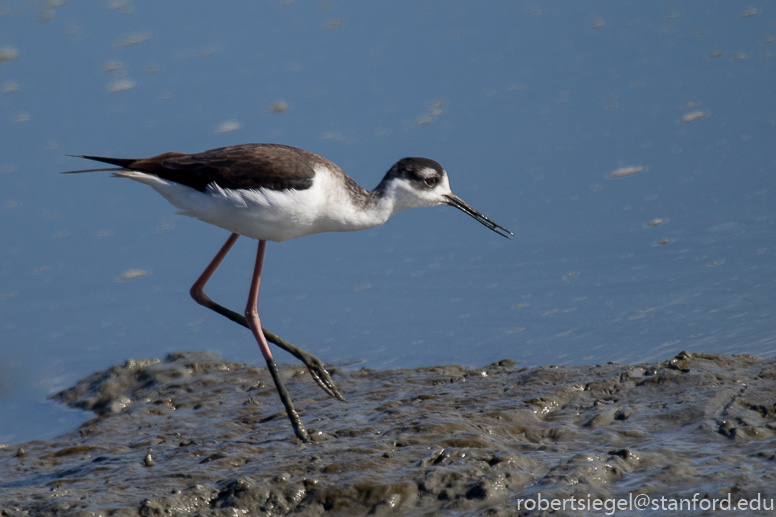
[64,143,512,442]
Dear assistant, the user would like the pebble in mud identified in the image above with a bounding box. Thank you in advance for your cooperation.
[143,449,155,467]
[1,351,775,516]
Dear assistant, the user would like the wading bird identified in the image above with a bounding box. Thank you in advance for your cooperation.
[64,144,512,441]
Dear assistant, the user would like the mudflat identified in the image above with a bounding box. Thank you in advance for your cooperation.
[1,351,775,516]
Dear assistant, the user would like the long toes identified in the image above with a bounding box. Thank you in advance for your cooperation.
[311,374,337,398]
[259,328,346,401]
[309,368,347,402]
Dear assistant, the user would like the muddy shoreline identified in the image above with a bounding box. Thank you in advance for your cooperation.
[1,351,775,516]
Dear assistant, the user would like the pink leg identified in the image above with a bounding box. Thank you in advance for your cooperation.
[244,240,273,360]
[189,233,309,442]
[190,233,345,402]
[190,233,239,309]
[245,240,309,442]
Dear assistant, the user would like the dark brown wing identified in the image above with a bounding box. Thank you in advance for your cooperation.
[77,144,326,192]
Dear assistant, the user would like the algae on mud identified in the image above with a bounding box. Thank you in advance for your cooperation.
[1,351,775,516]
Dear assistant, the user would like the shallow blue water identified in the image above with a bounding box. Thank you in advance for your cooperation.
[1,1,774,443]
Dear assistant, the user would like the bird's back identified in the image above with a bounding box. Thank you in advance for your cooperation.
[91,144,343,192]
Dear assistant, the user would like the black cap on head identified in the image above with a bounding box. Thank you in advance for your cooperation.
[386,157,445,183]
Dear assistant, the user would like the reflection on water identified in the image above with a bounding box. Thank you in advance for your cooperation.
[1,2,774,443]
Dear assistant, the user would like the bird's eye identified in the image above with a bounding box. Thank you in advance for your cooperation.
[424,177,437,187]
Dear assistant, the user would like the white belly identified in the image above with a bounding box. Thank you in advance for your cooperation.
[116,167,387,242]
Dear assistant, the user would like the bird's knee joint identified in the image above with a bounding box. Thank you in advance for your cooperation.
[190,286,209,307]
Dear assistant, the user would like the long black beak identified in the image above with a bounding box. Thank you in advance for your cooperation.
[443,194,513,239]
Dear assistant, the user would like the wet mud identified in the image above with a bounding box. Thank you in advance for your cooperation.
[1,351,775,516]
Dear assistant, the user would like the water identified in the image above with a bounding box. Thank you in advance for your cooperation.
[1,1,774,443]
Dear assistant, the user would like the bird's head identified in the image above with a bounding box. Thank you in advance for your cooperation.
[379,157,451,209]
[377,157,513,238]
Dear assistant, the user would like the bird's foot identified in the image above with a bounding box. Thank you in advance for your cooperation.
[262,328,346,402]
[296,348,347,402]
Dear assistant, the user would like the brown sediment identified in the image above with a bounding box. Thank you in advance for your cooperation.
[1,350,775,516]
